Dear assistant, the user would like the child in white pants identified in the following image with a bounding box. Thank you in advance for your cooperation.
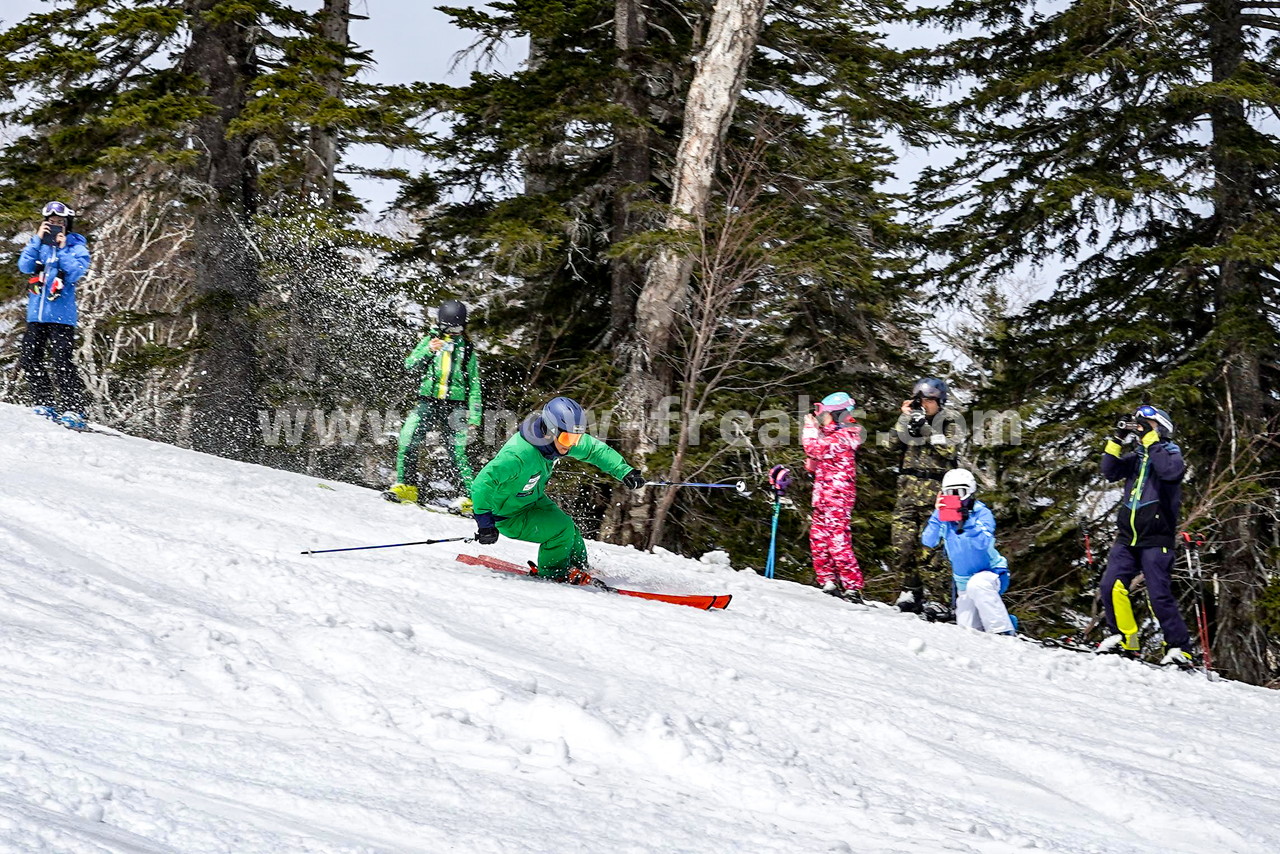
[922,469,1015,635]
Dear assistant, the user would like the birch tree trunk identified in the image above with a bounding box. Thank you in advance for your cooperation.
[605,0,770,546]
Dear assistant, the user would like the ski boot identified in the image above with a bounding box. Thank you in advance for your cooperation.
[841,587,865,604]
[895,590,922,614]
[33,405,58,420]
[58,411,86,431]
[821,580,842,597]
[382,483,419,504]
[1096,632,1140,658]
[1160,645,1196,669]
[921,601,955,623]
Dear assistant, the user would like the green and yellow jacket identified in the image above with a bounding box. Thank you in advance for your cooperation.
[472,414,634,519]
[406,327,482,426]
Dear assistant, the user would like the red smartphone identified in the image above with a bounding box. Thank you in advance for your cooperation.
[938,494,963,522]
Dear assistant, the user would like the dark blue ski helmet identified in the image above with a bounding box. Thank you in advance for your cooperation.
[438,300,467,332]
[912,377,948,405]
[541,397,588,445]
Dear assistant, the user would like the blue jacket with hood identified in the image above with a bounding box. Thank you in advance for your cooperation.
[17,232,92,326]
[922,499,1009,593]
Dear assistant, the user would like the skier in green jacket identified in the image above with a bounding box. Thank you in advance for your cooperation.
[472,396,646,580]
[386,300,483,511]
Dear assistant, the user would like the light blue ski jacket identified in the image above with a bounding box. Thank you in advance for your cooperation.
[17,232,92,326]
[922,499,1009,593]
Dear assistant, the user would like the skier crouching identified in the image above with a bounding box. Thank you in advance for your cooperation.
[802,392,864,602]
[471,397,646,581]
[921,469,1015,635]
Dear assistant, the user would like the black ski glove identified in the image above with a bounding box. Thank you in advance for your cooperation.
[475,512,499,545]
[1112,419,1140,444]
[622,469,646,490]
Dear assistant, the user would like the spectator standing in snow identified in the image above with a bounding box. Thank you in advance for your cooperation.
[921,468,1015,635]
[802,392,864,602]
[16,200,93,430]
[891,377,964,618]
[1096,406,1194,667]
[385,300,483,513]
[471,397,646,581]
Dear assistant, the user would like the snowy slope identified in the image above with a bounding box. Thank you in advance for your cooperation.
[0,402,1276,854]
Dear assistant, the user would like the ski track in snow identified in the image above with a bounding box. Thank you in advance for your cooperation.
[0,402,1276,854]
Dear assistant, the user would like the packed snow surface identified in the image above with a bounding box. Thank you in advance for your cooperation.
[0,402,1276,853]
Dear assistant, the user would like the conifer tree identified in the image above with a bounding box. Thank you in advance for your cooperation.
[405,0,933,553]
[0,1,416,464]
[915,0,1280,682]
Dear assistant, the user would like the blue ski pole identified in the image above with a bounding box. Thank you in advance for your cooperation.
[646,479,748,494]
[763,465,791,579]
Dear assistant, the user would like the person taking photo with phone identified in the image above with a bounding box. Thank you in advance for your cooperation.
[1096,405,1193,667]
[385,299,483,513]
[891,377,964,617]
[921,468,1015,635]
[16,200,93,430]
[802,391,865,602]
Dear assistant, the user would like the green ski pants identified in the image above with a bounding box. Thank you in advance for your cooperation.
[495,496,588,579]
[396,399,475,494]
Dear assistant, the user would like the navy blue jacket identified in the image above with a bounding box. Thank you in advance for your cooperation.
[1102,437,1185,549]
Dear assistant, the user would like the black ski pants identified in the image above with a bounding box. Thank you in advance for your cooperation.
[21,321,87,414]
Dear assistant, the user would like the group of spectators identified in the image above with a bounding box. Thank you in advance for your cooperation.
[14,200,1196,665]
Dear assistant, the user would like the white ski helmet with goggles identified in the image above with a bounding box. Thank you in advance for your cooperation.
[1134,405,1174,438]
[940,468,977,500]
[42,200,76,218]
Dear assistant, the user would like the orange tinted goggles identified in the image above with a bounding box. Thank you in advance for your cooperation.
[556,431,584,448]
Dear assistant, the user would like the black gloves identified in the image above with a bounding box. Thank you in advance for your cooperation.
[1112,419,1140,444]
[475,512,499,545]
[906,409,927,438]
[622,469,646,490]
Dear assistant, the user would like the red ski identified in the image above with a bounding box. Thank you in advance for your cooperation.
[455,554,731,611]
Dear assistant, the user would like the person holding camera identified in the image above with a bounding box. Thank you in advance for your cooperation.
[802,391,864,602]
[922,468,1015,635]
[16,201,93,430]
[1097,405,1193,667]
[891,377,964,617]
[386,300,483,513]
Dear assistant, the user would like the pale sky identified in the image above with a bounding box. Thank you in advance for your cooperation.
[0,0,499,215]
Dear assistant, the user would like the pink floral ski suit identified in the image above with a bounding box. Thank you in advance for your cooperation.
[803,416,863,590]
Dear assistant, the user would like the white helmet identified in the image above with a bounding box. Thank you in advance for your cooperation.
[941,468,977,500]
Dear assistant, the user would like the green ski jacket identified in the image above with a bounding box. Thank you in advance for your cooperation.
[472,422,633,519]
[405,328,482,426]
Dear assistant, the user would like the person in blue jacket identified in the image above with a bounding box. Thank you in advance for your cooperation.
[922,468,1016,635]
[16,201,93,430]
[1097,405,1192,667]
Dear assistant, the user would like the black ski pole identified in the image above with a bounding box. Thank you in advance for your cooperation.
[301,536,472,556]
